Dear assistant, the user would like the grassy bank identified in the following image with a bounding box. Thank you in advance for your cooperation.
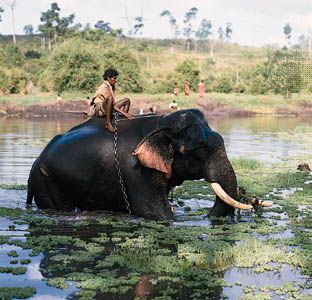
[1,91,312,115]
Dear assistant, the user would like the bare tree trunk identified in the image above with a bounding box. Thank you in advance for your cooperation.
[194,39,197,52]
[11,6,16,44]
[309,34,312,59]
[54,31,57,46]
[210,40,216,57]
[186,39,190,52]
[236,71,240,83]
[41,36,46,50]
[48,38,52,51]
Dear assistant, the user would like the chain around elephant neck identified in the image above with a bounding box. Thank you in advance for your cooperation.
[113,113,132,215]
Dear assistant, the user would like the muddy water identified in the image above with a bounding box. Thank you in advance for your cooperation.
[0,117,80,185]
[0,116,311,185]
[210,115,312,163]
[0,115,312,299]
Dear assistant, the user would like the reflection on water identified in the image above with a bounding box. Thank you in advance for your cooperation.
[0,118,80,185]
[0,115,311,185]
[209,116,312,163]
[223,265,312,299]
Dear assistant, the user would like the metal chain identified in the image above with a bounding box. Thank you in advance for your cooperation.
[113,113,132,215]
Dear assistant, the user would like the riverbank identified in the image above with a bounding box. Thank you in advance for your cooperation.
[0,92,312,117]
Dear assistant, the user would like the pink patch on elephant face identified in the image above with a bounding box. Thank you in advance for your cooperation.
[133,143,172,177]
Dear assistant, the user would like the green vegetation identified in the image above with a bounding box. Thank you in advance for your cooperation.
[0,266,27,275]
[0,184,27,190]
[0,287,36,300]
[1,150,312,298]
[0,130,310,299]
[7,250,19,257]
[0,22,311,111]
[0,2,310,119]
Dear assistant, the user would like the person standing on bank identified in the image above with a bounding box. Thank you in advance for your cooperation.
[91,68,134,133]
[198,79,205,98]
[184,80,190,96]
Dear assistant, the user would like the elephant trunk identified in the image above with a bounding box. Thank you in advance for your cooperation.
[204,150,271,216]
[204,150,249,217]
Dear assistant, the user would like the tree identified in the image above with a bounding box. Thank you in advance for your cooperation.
[0,7,4,23]
[225,23,232,42]
[133,16,144,37]
[218,26,224,40]
[160,9,180,52]
[38,2,60,50]
[283,23,292,48]
[38,3,76,50]
[23,24,34,35]
[3,1,17,44]
[183,7,198,51]
[196,18,212,52]
[255,50,303,97]
[56,13,75,37]
[94,20,111,33]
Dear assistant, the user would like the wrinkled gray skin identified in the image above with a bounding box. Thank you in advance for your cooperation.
[27,109,238,220]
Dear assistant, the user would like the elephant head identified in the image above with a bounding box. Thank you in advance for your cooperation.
[133,109,271,217]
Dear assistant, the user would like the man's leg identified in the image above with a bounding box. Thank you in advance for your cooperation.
[102,97,116,133]
[115,98,131,112]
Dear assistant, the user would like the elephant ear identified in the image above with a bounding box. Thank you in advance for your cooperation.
[133,129,174,179]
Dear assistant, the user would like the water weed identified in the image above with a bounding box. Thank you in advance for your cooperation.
[0,155,311,298]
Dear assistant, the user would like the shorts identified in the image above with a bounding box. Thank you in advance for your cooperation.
[94,103,106,117]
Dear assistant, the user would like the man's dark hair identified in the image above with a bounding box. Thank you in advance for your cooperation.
[103,68,119,80]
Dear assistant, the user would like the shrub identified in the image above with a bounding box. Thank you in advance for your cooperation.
[0,67,28,94]
[232,82,247,93]
[174,60,200,91]
[269,60,302,94]
[248,75,270,95]
[157,72,185,94]
[25,50,42,59]
[0,45,24,67]
[153,59,200,94]
[100,47,143,93]
[40,41,100,92]
[213,75,233,93]
[305,82,312,93]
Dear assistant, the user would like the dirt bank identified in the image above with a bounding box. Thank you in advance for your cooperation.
[0,98,257,118]
[1,97,310,118]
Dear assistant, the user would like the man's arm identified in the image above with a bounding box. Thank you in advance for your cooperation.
[114,106,134,119]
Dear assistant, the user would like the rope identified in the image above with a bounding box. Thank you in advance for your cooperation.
[113,113,132,215]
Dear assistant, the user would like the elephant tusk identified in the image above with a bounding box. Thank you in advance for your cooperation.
[210,182,253,210]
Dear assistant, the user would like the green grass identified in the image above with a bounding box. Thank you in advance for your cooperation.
[0,90,87,106]
[1,90,312,115]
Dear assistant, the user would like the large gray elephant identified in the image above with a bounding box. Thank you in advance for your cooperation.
[27,109,271,220]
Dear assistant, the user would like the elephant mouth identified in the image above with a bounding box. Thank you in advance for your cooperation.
[210,182,273,209]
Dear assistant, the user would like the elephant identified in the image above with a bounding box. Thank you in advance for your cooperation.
[26,109,271,220]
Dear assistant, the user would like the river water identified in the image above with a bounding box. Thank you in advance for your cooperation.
[0,115,311,185]
[0,115,311,299]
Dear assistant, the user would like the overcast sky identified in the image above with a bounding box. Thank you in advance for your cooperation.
[0,0,312,47]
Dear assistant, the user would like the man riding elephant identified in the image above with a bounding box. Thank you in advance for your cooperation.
[91,68,134,132]
[26,109,272,220]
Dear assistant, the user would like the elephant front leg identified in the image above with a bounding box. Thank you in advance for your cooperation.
[126,171,173,220]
